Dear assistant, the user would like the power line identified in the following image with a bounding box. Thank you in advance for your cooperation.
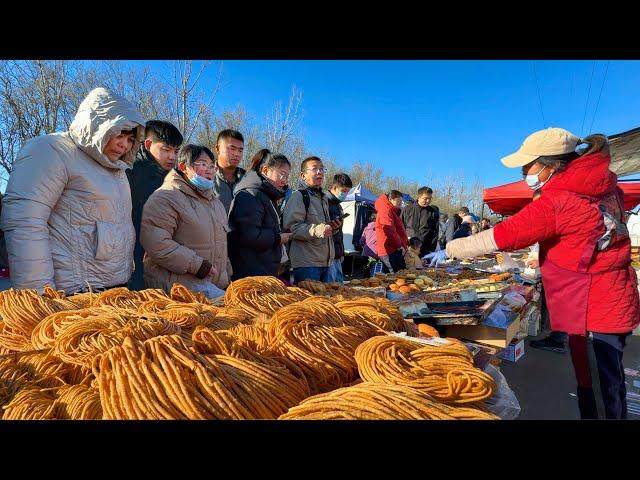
[588,60,611,134]
[580,61,596,136]
[532,61,546,126]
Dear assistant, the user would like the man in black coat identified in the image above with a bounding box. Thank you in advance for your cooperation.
[126,120,183,290]
[401,186,440,257]
[326,173,353,283]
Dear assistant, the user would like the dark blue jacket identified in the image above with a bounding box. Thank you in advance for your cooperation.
[227,170,286,279]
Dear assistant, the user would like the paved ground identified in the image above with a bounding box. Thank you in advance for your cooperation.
[500,332,640,420]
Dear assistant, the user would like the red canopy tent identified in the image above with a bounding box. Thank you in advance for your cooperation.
[483,180,640,216]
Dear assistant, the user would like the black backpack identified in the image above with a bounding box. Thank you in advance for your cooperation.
[280,188,311,226]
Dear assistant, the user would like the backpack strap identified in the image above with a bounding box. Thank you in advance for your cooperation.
[300,188,311,222]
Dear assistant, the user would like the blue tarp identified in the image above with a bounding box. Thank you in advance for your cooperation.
[345,183,377,203]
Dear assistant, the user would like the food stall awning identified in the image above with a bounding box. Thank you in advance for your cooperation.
[483,180,640,216]
[610,127,640,177]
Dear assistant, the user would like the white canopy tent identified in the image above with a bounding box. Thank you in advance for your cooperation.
[342,183,377,253]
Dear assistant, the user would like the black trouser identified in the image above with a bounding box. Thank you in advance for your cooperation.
[382,249,406,273]
[128,242,145,291]
[569,332,630,419]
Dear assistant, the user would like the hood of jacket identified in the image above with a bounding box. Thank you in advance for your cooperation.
[68,87,146,170]
[235,170,286,202]
[543,150,617,200]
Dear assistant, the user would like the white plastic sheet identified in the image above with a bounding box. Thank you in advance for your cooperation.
[484,363,521,420]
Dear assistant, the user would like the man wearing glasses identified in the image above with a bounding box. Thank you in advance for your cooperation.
[283,156,342,284]
[213,129,246,213]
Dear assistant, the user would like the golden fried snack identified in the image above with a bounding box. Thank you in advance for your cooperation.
[137,289,171,302]
[223,276,308,317]
[31,308,97,350]
[170,283,212,304]
[136,299,173,314]
[279,382,498,420]
[66,292,98,308]
[2,387,57,420]
[53,310,181,368]
[354,335,496,405]
[267,300,376,394]
[0,289,77,352]
[42,286,66,300]
[94,335,309,420]
[160,302,217,329]
[94,287,142,310]
[53,384,103,420]
[417,323,440,338]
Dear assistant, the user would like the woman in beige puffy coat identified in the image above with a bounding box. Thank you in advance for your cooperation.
[140,144,232,293]
[0,88,145,294]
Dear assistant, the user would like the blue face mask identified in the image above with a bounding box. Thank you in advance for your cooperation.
[337,192,348,202]
[190,173,215,191]
[524,166,552,190]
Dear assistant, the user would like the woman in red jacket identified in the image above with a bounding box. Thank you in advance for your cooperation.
[426,127,640,419]
[375,190,409,273]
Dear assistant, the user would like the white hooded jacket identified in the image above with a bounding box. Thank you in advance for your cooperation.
[0,87,145,294]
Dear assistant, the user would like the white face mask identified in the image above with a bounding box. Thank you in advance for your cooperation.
[524,166,553,190]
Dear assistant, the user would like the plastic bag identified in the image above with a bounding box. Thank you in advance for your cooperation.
[495,252,523,272]
[501,291,527,310]
[483,363,521,420]
[483,304,513,328]
[189,281,226,300]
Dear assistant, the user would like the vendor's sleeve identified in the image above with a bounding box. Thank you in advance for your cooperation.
[446,229,498,259]
[492,195,557,251]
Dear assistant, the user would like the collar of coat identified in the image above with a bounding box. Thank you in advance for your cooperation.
[133,147,168,177]
[216,164,246,184]
[297,180,325,197]
[235,170,286,202]
[166,168,215,200]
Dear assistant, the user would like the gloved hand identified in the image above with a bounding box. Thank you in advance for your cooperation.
[422,250,448,267]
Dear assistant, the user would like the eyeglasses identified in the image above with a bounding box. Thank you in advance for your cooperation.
[305,167,326,174]
[270,170,289,181]
[193,161,217,172]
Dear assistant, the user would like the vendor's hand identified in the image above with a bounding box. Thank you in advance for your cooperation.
[280,232,292,244]
[525,258,539,269]
[208,265,218,278]
[423,250,448,267]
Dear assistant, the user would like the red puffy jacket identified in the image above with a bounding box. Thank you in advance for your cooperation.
[375,194,408,257]
[493,150,640,335]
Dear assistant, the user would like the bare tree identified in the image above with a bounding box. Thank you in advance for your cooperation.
[168,60,223,143]
[0,60,75,176]
[265,85,303,154]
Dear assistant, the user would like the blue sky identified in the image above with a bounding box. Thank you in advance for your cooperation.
[137,60,640,187]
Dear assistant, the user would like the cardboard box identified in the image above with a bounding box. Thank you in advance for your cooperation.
[499,337,525,362]
[445,313,521,348]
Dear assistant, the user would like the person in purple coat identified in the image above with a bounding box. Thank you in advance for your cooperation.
[359,212,378,259]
